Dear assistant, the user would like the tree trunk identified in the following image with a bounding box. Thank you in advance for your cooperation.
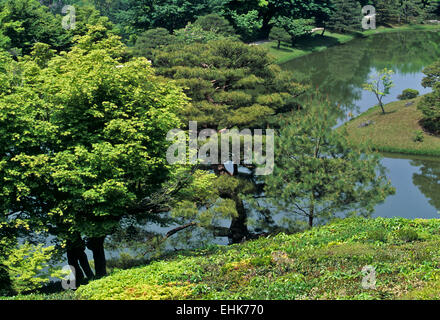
[228,195,249,244]
[308,202,315,228]
[66,236,94,285]
[76,247,95,279]
[380,102,385,114]
[308,215,314,228]
[87,236,107,279]
[261,14,273,39]
[277,40,281,49]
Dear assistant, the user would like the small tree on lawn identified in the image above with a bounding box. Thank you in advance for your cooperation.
[277,17,314,47]
[363,68,395,114]
[264,100,395,228]
[269,26,291,49]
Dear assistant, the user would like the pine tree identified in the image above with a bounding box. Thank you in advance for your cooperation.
[327,0,362,33]
[269,26,291,49]
[264,100,395,228]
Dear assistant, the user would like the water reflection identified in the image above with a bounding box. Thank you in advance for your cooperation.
[283,31,440,219]
[370,154,440,219]
[412,158,440,212]
[283,31,440,122]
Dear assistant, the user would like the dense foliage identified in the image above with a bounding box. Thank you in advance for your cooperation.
[1,0,439,299]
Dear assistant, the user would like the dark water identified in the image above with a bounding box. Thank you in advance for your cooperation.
[282,31,440,219]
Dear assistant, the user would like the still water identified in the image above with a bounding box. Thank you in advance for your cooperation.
[282,31,440,219]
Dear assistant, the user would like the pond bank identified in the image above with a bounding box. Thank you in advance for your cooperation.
[264,24,440,64]
[342,96,440,157]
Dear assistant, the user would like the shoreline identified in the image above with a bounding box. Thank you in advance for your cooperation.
[342,96,440,158]
[264,24,440,64]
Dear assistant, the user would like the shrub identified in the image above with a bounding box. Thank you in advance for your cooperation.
[398,89,419,100]
[2,243,58,294]
[367,228,388,242]
[419,93,440,134]
[413,130,425,143]
[418,60,440,134]
[396,228,419,242]
[269,27,291,49]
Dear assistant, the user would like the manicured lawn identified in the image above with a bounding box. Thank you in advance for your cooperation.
[261,31,353,64]
[342,96,440,156]
[263,24,440,64]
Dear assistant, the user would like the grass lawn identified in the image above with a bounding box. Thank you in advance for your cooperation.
[342,96,440,156]
[7,217,440,300]
[262,24,440,64]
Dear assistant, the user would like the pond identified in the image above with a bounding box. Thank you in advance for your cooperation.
[282,31,440,220]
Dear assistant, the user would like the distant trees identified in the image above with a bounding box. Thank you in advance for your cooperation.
[265,101,395,227]
[132,28,175,58]
[327,0,362,33]
[0,0,69,55]
[194,13,236,36]
[132,14,237,58]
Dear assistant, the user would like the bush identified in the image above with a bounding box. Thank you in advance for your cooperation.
[413,130,425,143]
[419,93,440,134]
[269,27,291,49]
[418,60,440,134]
[2,243,58,294]
[398,89,419,100]
[396,228,419,242]
[367,228,388,242]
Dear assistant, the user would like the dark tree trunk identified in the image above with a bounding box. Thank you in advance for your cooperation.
[66,248,84,284]
[77,248,94,279]
[66,236,94,285]
[261,14,273,39]
[277,40,281,49]
[308,203,315,228]
[308,215,314,228]
[87,236,107,279]
[228,195,249,244]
